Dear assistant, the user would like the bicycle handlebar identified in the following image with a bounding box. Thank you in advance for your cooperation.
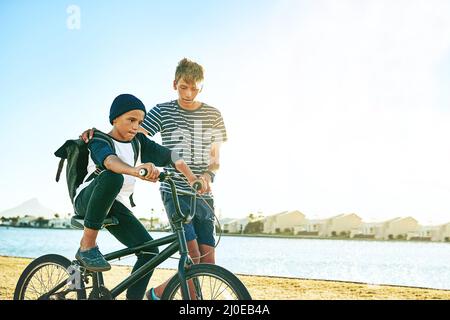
[138,169,198,223]
[139,169,203,191]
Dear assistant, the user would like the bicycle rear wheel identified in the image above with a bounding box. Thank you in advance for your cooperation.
[161,264,252,300]
[14,254,87,300]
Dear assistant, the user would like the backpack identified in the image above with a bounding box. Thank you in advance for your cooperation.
[54,129,140,206]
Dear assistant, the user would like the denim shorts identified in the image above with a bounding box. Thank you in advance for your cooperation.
[161,191,216,247]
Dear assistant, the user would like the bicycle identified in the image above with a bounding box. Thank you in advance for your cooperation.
[13,171,252,300]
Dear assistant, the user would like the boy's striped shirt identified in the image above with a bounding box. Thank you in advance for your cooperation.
[142,100,227,198]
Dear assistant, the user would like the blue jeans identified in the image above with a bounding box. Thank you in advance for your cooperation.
[161,191,216,247]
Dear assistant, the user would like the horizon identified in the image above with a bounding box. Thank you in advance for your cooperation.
[1,197,449,227]
[2,1,450,225]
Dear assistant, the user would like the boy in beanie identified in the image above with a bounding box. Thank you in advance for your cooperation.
[74,93,204,300]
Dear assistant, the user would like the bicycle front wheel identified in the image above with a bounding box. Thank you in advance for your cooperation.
[161,264,252,300]
[14,254,87,300]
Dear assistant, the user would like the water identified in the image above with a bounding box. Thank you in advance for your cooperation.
[1,227,449,290]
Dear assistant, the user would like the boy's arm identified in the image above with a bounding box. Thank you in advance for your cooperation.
[140,105,162,137]
[138,133,175,167]
[208,142,222,172]
[89,138,159,181]
[103,155,160,181]
[202,110,228,186]
[173,159,199,187]
[137,134,206,191]
[200,142,222,192]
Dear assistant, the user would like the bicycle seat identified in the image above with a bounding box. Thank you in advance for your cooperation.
[70,215,119,230]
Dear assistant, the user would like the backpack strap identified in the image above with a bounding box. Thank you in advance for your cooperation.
[129,136,141,207]
[131,137,140,165]
[55,158,65,182]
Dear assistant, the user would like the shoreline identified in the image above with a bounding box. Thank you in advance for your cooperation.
[1,255,449,300]
[1,225,449,244]
[1,254,449,293]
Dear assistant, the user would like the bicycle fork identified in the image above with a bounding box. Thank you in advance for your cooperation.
[176,227,192,300]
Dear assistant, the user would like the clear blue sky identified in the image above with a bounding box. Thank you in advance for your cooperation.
[2,1,450,225]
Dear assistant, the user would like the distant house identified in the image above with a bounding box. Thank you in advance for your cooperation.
[263,211,306,234]
[361,217,419,240]
[302,219,327,236]
[17,216,38,227]
[361,222,384,239]
[437,223,450,242]
[139,218,165,231]
[409,225,440,241]
[0,218,12,226]
[391,222,450,242]
[48,218,71,229]
[324,213,362,237]
[218,218,237,233]
[223,217,251,234]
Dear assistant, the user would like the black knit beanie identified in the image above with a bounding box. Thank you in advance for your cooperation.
[109,94,146,124]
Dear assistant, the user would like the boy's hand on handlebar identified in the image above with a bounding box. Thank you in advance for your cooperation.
[190,176,208,194]
[200,173,212,193]
[136,163,160,182]
[79,128,95,143]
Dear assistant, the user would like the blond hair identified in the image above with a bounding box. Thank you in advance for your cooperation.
[175,58,204,84]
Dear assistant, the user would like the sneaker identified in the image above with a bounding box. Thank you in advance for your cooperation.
[75,246,111,272]
[146,287,160,301]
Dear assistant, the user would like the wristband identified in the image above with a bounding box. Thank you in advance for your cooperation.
[204,170,215,183]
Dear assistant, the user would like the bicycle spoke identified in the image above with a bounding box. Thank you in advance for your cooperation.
[48,266,56,290]
[212,281,226,299]
[46,265,52,288]
[53,269,65,291]
[36,270,47,293]
[212,278,223,299]
[25,284,41,300]
[208,276,214,299]
[41,268,51,293]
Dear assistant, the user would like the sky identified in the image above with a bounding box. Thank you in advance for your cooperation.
[1,0,450,225]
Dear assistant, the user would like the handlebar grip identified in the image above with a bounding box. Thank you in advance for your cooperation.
[158,172,166,182]
[192,181,203,191]
[140,170,168,183]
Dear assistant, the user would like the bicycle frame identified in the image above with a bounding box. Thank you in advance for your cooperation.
[45,174,198,300]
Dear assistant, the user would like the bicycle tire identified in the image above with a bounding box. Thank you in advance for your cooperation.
[161,264,252,300]
[14,254,87,300]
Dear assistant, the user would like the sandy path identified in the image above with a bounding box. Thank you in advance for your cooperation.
[1,256,449,300]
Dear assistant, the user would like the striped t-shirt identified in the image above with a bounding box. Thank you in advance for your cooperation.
[141,100,227,198]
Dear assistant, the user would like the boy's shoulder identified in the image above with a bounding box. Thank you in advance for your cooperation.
[154,100,177,109]
[154,100,220,111]
[200,102,221,113]
[134,132,148,143]
[89,129,114,146]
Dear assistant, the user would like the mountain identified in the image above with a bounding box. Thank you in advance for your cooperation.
[0,198,57,219]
